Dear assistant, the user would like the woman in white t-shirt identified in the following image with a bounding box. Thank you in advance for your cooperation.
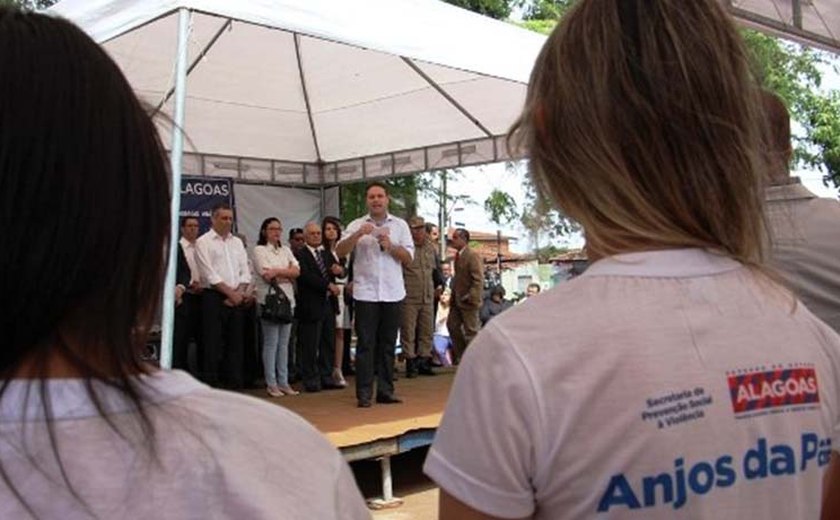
[424,1,840,519]
[0,8,370,519]
[253,217,300,397]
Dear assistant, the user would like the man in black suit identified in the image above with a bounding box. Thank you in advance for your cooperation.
[173,217,202,373]
[294,222,341,392]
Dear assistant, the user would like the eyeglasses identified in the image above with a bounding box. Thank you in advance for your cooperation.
[267,226,282,231]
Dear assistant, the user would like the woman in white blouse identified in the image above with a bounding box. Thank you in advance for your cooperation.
[253,218,300,397]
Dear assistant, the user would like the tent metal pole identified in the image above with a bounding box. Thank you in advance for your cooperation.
[157,18,232,111]
[401,57,494,138]
[161,8,192,369]
[294,33,323,163]
[791,0,802,29]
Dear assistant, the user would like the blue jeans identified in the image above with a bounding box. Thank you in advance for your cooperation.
[260,317,293,387]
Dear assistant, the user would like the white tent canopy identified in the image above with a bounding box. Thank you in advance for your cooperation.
[49,0,545,185]
[729,0,839,55]
[48,0,838,186]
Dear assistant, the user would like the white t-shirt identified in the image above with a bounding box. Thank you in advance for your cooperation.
[339,213,414,302]
[252,243,299,306]
[0,370,370,519]
[425,248,840,519]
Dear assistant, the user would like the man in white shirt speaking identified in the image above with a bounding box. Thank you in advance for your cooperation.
[195,203,253,388]
[336,182,414,408]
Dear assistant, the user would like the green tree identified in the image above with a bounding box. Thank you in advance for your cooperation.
[484,189,518,226]
[519,171,581,250]
[743,30,840,190]
[515,4,840,192]
[339,176,423,222]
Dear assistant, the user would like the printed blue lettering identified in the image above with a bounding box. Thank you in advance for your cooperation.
[597,475,641,512]
[769,444,796,475]
[744,438,768,479]
[642,473,673,507]
[714,456,736,487]
[595,434,828,514]
[801,433,818,471]
[688,462,715,495]
[673,458,687,509]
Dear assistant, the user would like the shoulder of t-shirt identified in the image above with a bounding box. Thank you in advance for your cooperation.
[795,302,840,348]
[180,386,341,451]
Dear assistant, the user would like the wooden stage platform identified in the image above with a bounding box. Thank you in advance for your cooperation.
[242,368,455,505]
[244,368,454,450]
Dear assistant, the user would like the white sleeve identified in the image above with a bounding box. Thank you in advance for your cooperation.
[194,238,223,287]
[234,238,252,285]
[423,321,540,519]
[252,246,271,276]
[337,218,361,250]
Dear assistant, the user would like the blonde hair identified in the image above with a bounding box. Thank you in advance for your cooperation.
[510,0,768,266]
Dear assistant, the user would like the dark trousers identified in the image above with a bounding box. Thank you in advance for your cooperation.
[288,319,300,383]
[201,290,245,388]
[354,300,402,401]
[241,302,260,386]
[342,299,354,374]
[297,305,336,389]
[342,328,353,374]
[173,292,202,373]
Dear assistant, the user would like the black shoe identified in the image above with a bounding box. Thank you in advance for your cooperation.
[321,379,343,390]
[376,394,403,404]
[303,383,322,393]
[418,358,437,376]
[357,399,372,408]
[405,358,418,379]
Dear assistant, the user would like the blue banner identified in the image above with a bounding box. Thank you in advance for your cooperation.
[179,176,235,235]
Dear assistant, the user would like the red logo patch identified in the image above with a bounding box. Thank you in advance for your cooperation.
[728,368,819,414]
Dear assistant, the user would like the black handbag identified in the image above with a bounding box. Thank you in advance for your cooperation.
[261,282,293,323]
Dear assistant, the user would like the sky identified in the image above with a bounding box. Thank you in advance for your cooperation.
[417,60,840,255]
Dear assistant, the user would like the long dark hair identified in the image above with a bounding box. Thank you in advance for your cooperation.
[321,215,343,251]
[257,217,281,246]
[0,6,169,512]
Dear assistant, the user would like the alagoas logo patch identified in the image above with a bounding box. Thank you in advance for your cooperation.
[727,368,819,415]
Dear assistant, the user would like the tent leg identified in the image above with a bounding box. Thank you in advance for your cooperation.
[160,7,192,369]
[366,456,403,510]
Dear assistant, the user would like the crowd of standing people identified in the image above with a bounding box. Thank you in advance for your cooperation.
[173,181,502,407]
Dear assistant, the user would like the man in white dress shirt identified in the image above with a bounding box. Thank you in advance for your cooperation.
[336,182,414,407]
[195,203,253,388]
